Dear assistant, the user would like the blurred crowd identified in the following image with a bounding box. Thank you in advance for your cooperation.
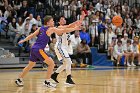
[0,0,140,66]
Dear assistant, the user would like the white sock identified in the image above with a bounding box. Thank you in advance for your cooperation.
[65,58,72,75]
[55,61,66,73]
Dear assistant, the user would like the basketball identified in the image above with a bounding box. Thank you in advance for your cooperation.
[112,15,123,27]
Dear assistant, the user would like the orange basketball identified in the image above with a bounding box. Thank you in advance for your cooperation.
[112,15,123,27]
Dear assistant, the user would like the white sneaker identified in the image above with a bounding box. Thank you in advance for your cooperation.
[44,81,56,88]
[15,78,24,87]
[127,62,131,67]
[131,62,136,66]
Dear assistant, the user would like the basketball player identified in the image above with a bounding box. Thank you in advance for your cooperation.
[15,15,81,88]
[51,11,86,84]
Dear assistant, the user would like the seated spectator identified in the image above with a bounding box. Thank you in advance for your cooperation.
[132,41,140,66]
[17,17,23,35]
[35,15,42,27]
[25,13,36,25]
[8,17,19,45]
[80,27,90,45]
[49,38,57,59]
[77,39,92,66]
[22,18,32,31]
[22,23,30,36]
[123,39,135,66]
[108,36,117,60]
[29,24,37,47]
[19,0,29,18]
[113,40,128,66]
[4,5,12,19]
[121,33,128,46]
[69,30,81,54]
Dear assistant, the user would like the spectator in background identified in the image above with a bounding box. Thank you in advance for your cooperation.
[29,24,37,47]
[132,41,140,66]
[77,39,92,66]
[19,0,29,18]
[123,39,135,66]
[4,5,12,19]
[8,17,19,45]
[49,38,57,59]
[22,23,30,36]
[121,33,128,46]
[107,27,115,60]
[17,17,23,35]
[27,13,36,25]
[113,40,128,66]
[22,18,32,31]
[35,15,42,27]
[11,0,22,17]
[80,27,90,45]
[89,22,98,46]
[69,30,81,55]
[95,0,102,11]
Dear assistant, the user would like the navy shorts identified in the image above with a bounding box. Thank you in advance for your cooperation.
[29,48,50,62]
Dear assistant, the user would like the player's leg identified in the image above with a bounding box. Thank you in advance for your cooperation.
[51,47,66,83]
[15,61,36,86]
[39,49,56,88]
[63,57,75,84]
[51,60,66,83]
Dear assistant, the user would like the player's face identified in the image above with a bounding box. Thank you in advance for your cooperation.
[59,17,66,25]
[48,18,54,27]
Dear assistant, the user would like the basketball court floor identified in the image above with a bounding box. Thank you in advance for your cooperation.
[0,66,140,93]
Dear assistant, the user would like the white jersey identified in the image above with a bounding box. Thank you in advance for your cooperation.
[55,33,70,61]
[55,33,70,48]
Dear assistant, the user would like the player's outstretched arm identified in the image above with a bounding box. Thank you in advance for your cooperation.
[59,11,86,29]
[47,26,81,36]
[18,28,40,44]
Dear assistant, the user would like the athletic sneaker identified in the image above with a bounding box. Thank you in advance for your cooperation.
[131,62,136,66]
[15,78,24,87]
[44,80,56,88]
[51,72,59,83]
[66,75,75,85]
[127,62,131,67]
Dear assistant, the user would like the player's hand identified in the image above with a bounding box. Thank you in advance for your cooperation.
[75,20,82,26]
[74,25,81,31]
[81,11,86,17]
[18,40,25,44]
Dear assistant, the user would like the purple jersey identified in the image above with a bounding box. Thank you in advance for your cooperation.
[32,26,50,49]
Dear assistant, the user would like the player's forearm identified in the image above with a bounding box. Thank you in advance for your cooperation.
[23,34,34,42]
[63,27,76,33]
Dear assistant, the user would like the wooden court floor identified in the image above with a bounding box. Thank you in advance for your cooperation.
[0,67,140,93]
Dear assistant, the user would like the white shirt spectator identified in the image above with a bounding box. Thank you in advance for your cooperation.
[95,2,102,11]
[113,44,124,59]
[77,0,82,8]
[25,17,36,25]
[69,34,81,50]
[132,45,139,54]
[89,24,98,37]
[35,20,42,27]
[63,6,71,18]
[17,23,23,35]
[4,10,10,19]
[108,32,115,44]
[123,44,133,52]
